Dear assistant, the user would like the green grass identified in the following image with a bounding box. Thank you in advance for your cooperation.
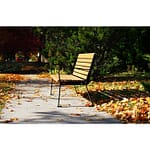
[141,82,150,92]
[112,71,150,79]
[0,82,14,112]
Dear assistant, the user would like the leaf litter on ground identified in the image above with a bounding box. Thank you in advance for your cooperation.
[76,79,150,123]
[0,74,17,112]
[1,73,150,123]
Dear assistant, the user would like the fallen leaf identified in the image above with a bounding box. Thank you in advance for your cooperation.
[4,118,19,123]
[70,113,81,117]
[6,100,12,104]
[17,95,21,99]
[4,120,13,123]
[85,102,94,107]
[34,89,40,93]
[26,99,33,102]
[34,93,40,96]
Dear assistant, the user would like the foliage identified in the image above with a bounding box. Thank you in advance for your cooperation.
[0,82,15,112]
[142,82,150,92]
[0,74,26,112]
[0,27,150,77]
[143,54,150,62]
[0,27,42,62]
[0,85,13,111]
[33,27,150,79]
[0,62,23,73]
[0,62,47,74]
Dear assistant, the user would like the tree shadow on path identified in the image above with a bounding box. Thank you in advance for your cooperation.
[17,110,121,124]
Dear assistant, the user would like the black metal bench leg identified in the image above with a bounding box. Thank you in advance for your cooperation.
[57,84,61,107]
[50,80,53,95]
[85,85,94,106]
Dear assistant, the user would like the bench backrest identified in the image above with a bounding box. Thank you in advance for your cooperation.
[73,53,95,81]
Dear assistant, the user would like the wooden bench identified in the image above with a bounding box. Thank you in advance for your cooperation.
[50,53,96,107]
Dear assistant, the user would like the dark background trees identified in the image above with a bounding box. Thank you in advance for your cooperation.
[34,27,150,75]
[0,27,150,77]
[0,27,42,62]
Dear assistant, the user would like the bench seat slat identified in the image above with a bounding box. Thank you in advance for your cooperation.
[51,74,84,83]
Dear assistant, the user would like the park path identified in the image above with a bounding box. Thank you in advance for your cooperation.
[0,74,120,124]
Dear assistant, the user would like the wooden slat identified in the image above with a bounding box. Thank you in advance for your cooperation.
[73,72,87,79]
[73,68,89,75]
[76,58,93,63]
[60,75,83,81]
[75,62,91,67]
[51,74,83,83]
[50,74,59,82]
[77,54,95,63]
[78,53,95,59]
[74,65,90,70]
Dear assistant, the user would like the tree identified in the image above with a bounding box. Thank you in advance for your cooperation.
[34,27,150,78]
[0,27,42,61]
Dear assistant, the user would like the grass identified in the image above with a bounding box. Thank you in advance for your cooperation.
[0,82,14,112]
[141,82,150,92]
[111,71,150,80]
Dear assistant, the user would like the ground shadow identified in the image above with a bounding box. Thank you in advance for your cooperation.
[16,110,121,124]
[82,89,150,105]
[89,73,150,104]
[16,79,51,84]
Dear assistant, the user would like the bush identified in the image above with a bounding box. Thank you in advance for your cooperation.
[142,82,150,92]
[0,62,23,73]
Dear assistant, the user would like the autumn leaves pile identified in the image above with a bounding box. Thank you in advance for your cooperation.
[0,73,150,123]
[97,97,150,123]
[78,80,150,123]
[0,74,22,112]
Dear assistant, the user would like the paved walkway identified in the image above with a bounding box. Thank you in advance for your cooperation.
[0,74,121,124]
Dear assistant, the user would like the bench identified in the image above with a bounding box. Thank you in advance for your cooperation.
[50,53,96,107]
